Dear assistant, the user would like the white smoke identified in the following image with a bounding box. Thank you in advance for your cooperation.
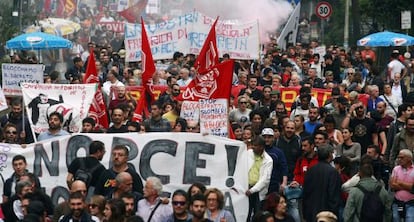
[160,0,294,43]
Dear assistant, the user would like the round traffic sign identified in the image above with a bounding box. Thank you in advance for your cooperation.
[315,1,332,19]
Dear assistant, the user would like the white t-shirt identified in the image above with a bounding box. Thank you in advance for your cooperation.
[387,59,405,80]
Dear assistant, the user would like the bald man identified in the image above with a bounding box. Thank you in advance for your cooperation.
[53,180,87,222]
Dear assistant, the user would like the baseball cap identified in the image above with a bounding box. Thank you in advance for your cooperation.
[261,128,274,136]
[337,96,349,105]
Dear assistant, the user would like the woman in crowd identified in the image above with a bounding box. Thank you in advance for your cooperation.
[187,182,206,198]
[204,188,235,222]
[263,192,295,222]
[379,83,400,119]
[103,198,126,222]
[231,123,243,140]
[336,127,361,175]
[173,117,187,132]
[242,126,254,149]
[88,195,106,222]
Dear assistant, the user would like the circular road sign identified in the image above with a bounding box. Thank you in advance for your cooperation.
[315,1,332,19]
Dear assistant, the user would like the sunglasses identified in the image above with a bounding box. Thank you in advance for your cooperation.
[172,201,186,206]
[6,131,17,135]
[239,101,248,104]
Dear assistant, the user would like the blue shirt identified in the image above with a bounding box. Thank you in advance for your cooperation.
[37,129,70,141]
[304,121,321,135]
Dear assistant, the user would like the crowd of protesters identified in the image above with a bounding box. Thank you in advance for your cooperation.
[2,4,414,222]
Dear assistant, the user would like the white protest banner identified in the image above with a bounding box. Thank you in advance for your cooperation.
[0,133,248,221]
[124,11,259,61]
[199,99,228,137]
[2,63,44,96]
[180,101,200,122]
[21,83,97,135]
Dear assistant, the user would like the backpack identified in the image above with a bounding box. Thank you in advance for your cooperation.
[355,184,385,222]
[74,158,101,187]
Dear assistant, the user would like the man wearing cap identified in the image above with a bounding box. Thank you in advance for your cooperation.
[246,136,273,221]
[303,144,341,222]
[261,128,288,194]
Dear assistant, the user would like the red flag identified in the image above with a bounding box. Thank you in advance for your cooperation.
[57,0,66,17]
[132,91,146,122]
[194,17,220,74]
[88,91,109,129]
[180,60,234,101]
[83,48,100,86]
[133,17,156,121]
[228,124,236,139]
[118,0,148,23]
[44,0,52,13]
[85,49,109,129]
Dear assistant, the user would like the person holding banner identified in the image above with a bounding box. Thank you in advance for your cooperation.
[37,112,70,141]
[0,98,34,144]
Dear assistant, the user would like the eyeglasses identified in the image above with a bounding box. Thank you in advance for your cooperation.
[172,201,186,206]
[6,131,17,134]
[89,204,98,208]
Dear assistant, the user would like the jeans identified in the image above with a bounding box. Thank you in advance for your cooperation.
[392,202,414,221]
[288,198,301,222]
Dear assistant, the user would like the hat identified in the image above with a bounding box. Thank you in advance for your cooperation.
[261,128,274,136]
[118,49,126,58]
[316,211,338,222]
[270,90,280,95]
[392,49,400,54]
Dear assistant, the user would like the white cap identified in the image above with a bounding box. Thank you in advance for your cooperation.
[261,128,274,136]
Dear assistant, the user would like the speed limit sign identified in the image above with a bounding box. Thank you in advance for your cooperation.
[316,1,332,19]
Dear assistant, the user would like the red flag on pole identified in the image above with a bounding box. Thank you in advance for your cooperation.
[84,49,109,129]
[194,17,220,74]
[83,48,99,86]
[180,60,234,101]
[132,17,156,122]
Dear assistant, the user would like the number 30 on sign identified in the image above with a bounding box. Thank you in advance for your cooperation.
[316,1,332,19]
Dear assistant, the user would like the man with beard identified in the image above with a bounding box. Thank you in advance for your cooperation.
[108,86,128,115]
[120,192,137,218]
[158,77,179,105]
[53,180,88,222]
[0,98,34,143]
[238,75,264,106]
[143,102,171,132]
[58,191,99,222]
[166,190,192,222]
[94,145,143,197]
[275,121,302,182]
[37,112,70,141]
[188,194,212,222]
[332,96,349,128]
[386,104,412,160]
[304,106,321,135]
[107,107,128,133]
[66,141,106,189]
[342,101,378,155]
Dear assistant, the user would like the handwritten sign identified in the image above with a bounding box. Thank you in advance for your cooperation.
[124,11,259,61]
[180,101,200,122]
[2,63,44,96]
[199,99,228,137]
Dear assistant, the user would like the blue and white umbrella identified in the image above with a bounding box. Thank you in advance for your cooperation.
[357,31,414,47]
[6,32,72,50]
